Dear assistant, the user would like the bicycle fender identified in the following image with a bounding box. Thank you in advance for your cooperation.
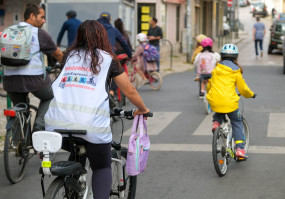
[6,117,16,130]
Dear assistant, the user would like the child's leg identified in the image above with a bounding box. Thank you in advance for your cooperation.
[212,112,224,131]
[201,80,207,93]
[213,112,224,124]
[137,68,147,80]
[227,109,244,149]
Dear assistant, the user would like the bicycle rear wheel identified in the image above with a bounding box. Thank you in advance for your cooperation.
[212,127,228,177]
[149,72,162,90]
[203,91,211,114]
[4,117,28,184]
[242,118,250,154]
[110,147,137,199]
[44,176,82,199]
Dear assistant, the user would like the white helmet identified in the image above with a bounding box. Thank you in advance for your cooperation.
[137,33,147,42]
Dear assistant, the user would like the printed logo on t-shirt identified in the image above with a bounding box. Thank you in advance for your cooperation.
[57,66,98,92]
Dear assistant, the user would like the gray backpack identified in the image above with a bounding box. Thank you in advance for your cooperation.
[0,24,33,66]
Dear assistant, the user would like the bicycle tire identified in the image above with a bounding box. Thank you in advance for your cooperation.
[4,117,28,184]
[110,147,137,199]
[212,127,228,177]
[149,72,162,90]
[44,176,81,199]
[118,92,126,108]
[203,91,211,114]
[242,118,250,154]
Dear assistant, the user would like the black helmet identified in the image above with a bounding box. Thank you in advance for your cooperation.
[66,10,77,18]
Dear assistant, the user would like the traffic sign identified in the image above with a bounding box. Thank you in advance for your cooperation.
[227,0,232,7]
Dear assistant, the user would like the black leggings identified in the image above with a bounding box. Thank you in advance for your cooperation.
[62,138,112,199]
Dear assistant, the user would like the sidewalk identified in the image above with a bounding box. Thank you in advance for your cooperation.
[0,31,248,152]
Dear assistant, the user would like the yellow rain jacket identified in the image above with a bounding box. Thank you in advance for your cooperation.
[206,62,254,113]
[191,46,203,64]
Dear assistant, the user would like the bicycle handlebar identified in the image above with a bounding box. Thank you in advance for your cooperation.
[110,108,153,119]
[237,93,257,98]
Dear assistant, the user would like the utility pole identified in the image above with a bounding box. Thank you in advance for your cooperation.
[186,0,192,63]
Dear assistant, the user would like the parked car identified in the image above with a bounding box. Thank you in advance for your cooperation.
[239,0,247,7]
[252,2,268,17]
[268,19,285,54]
[250,0,261,12]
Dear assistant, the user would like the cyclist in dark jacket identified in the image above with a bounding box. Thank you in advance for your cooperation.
[97,12,132,58]
[57,10,81,47]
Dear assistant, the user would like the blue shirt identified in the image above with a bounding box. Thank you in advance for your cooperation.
[254,22,265,40]
[57,18,82,47]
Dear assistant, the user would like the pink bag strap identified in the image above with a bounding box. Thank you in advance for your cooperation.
[131,115,148,136]
[131,115,139,135]
[139,115,147,136]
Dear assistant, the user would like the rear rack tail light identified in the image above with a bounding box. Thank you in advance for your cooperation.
[4,110,16,117]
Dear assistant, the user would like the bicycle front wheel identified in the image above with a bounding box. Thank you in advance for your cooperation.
[110,147,137,199]
[212,128,228,177]
[44,177,82,199]
[149,72,162,90]
[242,118,250,154]
[4,117,28,184]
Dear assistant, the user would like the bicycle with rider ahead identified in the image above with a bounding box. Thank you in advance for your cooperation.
[193,38,220,114]
[33,109,152,199]
[207,44,256,162]
[131,33,162,90]
[44,20,150,199]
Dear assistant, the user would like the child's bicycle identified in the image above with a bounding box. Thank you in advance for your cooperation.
[129,63,163,90]
[212,94,252,177]
[32,109,153,199]
[198,75,211,114]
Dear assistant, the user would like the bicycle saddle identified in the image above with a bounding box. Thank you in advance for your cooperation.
[46,161,82,176]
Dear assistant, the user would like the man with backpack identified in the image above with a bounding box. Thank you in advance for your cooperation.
[147,17,163,72]
[2,4,63,132]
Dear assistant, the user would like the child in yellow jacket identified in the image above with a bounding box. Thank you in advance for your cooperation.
[206,44,256,158]
[192,34,207,81]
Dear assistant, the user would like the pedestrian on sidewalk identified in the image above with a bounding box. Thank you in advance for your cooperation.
[147,17,162,72]
[253,17,265,58]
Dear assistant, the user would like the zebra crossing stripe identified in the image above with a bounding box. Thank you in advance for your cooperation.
[267,113,285,137]
[123,112,181,136]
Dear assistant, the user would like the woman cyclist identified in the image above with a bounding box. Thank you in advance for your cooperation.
[206,44,256,158]
[44,20,150,199]
[193,37,220,98]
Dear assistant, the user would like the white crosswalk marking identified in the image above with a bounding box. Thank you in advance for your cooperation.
[146,144,285,154]
[192,113,213,136]
[123,112,181,136]
[267,113,285,137]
